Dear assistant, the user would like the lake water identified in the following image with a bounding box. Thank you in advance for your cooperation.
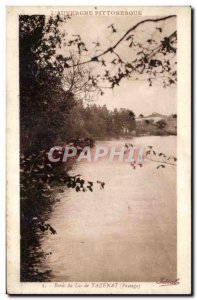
[39,136,177,282]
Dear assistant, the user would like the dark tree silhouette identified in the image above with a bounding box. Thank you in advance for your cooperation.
[155,119,167,130]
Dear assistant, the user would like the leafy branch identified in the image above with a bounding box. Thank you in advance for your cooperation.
[69,15,176,68]
[128,144,177,170]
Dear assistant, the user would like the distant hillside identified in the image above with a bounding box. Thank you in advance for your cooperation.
[146,112,167,118]
[135,113,177,136]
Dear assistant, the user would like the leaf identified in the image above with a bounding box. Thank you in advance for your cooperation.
[126,35,132,41]
[157,165,165,169]
[76,186,80,192]
[37,165,44,169]
[47,224,57,235]
[147,39,153,44]
[91,56,99,62]
[156,27,162,33]
[146,150,151,155]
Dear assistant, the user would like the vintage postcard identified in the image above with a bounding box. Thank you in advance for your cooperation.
[7,6,191,294]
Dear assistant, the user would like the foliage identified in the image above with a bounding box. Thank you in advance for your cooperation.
[20,147,105,281]
[154,120,167,130]
[62,102,136,139]
[19,15,76,151]
[128,144,177,170]
[62,15,177,90]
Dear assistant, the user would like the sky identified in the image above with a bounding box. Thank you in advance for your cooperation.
[94,79,176,116]
[60,12,177,116]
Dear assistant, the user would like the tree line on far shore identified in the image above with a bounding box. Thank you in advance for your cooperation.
[62,102,136,142]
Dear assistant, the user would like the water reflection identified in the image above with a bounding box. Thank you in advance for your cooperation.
[35,136,177,282]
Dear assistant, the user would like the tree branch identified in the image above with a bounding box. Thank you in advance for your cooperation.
[145,156,177,166]
[68,15,176,68]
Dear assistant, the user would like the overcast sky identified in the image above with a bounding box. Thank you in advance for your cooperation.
[61,12,177,116]
[95,80,176,116]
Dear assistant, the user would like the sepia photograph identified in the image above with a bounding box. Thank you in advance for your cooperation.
[6,6,191,295]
